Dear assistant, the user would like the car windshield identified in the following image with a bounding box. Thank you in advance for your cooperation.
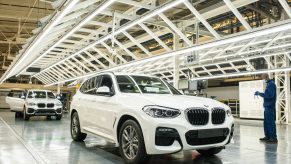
[29,91,54,99]
[33,91,47,98]
[130,76,171,94]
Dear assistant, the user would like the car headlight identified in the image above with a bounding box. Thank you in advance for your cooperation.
[142,105,181,118]
[27,102,36,106]
[226,108,232,117]
[56,102,62,106]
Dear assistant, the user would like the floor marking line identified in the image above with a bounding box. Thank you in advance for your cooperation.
[0,116,47,164]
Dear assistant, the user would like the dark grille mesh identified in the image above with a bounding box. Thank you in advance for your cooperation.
[37,103,45,108]
[186,108,209,125]
[212,108,226,124]
[47,103,54,108]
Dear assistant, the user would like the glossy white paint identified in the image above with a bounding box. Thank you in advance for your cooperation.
[6,90,62,114]
[71,72,234,155]
[6,96,25,111]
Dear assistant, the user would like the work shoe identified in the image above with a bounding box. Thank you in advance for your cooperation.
[259,137,269,141]
[266,139,278,144]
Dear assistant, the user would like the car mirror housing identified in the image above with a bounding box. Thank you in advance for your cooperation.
[96,86,113,96]
[20,95,25,99]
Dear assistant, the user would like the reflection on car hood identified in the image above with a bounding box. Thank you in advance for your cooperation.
[123,94,227,110]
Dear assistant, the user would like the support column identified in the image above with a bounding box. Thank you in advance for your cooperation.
[173,34,180,88]
[57,84,61,94]
[275,54,290,124]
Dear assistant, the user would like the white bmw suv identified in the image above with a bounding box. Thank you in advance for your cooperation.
[70,72,234,164]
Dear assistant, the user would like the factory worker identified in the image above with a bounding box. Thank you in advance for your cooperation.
[254,73,277,143]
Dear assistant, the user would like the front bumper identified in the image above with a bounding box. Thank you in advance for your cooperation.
[141,114,234,155]
[26,107,62,116]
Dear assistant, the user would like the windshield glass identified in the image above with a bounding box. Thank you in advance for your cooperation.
[130,76,171,94]
[47,92,55,99]
[164,81,182,95]
[33,91,47,99]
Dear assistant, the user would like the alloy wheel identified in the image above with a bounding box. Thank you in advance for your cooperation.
[71,115,79,137]
[122,125,139,160]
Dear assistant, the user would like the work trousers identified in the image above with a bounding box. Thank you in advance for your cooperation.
[264,107,277,140]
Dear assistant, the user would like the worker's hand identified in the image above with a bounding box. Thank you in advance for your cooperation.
[254,91,260,96]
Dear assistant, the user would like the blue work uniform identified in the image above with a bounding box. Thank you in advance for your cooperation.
[258,80,277,140]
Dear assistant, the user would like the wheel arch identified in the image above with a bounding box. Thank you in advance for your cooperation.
[116,114,142,144]
[70,109,78,118]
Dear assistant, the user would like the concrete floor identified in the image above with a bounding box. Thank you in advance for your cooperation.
[0,110,291,164]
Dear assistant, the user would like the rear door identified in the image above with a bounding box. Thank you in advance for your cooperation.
[77,76,101,129]
[6,90,25,111]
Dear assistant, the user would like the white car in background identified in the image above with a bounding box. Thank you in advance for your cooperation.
[70,72,234,164]
[6,89,63,120]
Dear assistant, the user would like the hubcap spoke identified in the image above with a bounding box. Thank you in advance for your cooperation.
[122,125,139,160]
[72,116,79,135]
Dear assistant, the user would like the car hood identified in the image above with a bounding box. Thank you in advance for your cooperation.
[121,94,227,110]
[27,98,60,104]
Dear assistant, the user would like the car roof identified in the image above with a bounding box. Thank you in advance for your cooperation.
[81,72,159,83]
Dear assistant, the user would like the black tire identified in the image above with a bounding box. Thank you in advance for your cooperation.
[71,112,87,141]
[15,112,22,118]
[197,147,223,156]
[23,107,30,121]
[56,114,62,120]
[119,120,149,164]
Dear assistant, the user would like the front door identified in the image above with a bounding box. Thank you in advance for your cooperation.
[87,74,117,140]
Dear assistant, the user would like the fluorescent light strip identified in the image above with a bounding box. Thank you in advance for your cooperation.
[141,50,291,74]
[189,67,291,81]
[18,0,116,76]
[0,0,79,83]
[33,0,186,77]
[200,34,291,57]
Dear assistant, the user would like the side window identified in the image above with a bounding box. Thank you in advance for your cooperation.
[116,75,140,93]
[98,75,114,93]
[80,80,89,93]
[8,90,25,98]
[27,92,33,98]
[87,76,101,95]
[8,92,13,97]
[80,76,101,94]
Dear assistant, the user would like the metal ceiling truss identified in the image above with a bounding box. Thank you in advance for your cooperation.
[119,26,291,80]
[1,0,290,86]
[30,0,267,85]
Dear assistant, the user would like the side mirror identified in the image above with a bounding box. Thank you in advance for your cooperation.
[56,96,61,100]
[96,86,113,96]
[20,95,25,99]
